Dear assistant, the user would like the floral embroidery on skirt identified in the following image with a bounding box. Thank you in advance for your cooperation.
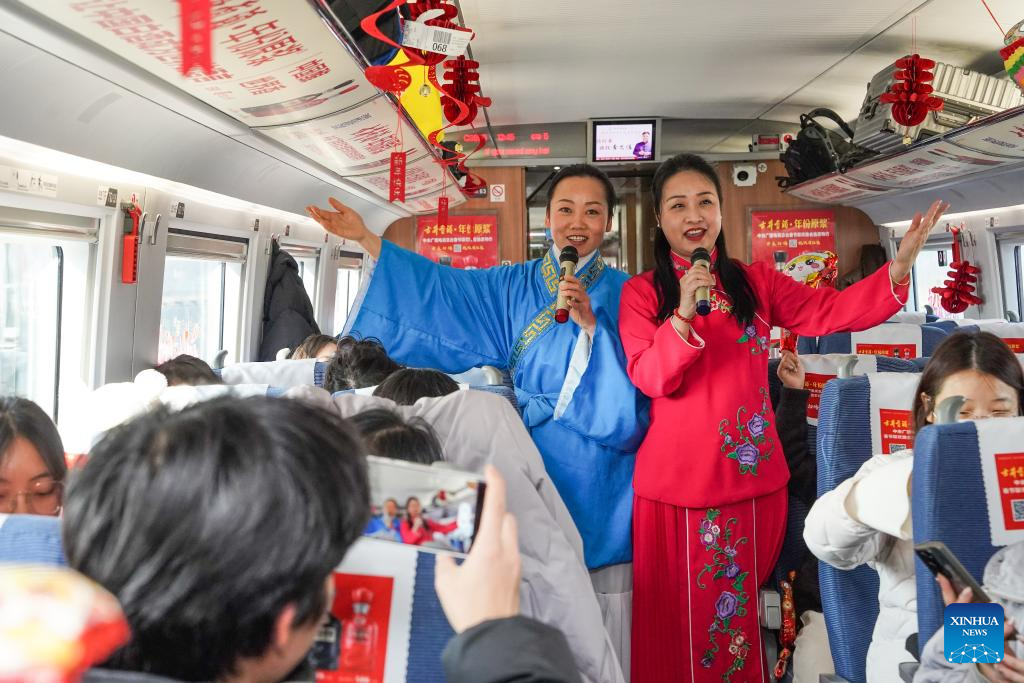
[696,509,752,680]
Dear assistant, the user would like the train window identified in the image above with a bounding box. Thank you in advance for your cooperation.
[333,252,363,333]
[996,233,1024,322]
[158,232,246,365]
[909,242,962,319]
[281,244,321,307]
[0,222,96,421]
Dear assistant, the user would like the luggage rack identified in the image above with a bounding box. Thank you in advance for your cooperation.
[783,104,1024,208]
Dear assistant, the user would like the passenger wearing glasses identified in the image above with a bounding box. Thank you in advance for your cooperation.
[0,397,65,516]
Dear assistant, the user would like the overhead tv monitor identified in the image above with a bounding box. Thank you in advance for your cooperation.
[589,118,660,163]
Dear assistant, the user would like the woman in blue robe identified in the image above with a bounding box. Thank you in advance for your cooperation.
[307,165,646,571]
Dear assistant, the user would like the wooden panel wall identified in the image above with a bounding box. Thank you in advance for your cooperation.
[715,160,881,272]
[382,166,527,263]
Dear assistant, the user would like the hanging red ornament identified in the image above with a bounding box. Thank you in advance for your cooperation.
[879,54,945,127]
[440,56,491,127]
[930,225,984,313]
[178,0,213,76]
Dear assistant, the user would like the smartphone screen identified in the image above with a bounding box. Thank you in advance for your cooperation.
[363,455,486,557]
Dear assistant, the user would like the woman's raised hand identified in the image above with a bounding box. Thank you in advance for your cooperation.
[890,199,951,283]
[306,197,383,259]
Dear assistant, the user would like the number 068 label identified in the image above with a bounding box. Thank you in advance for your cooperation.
[401,20,472,57]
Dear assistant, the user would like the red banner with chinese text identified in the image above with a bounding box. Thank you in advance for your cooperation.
[856,343,916,359]
[416,214,498,269]
[994,453,1024,532]
[805,372,833,421]
[750,209,836,275]
[879,408,913,454]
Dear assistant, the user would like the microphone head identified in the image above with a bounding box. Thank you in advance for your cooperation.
[559,245,579,264]
[691,247,711,265]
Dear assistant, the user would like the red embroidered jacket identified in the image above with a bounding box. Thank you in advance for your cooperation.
[619,256,910,508]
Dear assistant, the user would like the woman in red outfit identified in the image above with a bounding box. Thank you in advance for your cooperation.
[399,496,457,546]
[618,153,948,682]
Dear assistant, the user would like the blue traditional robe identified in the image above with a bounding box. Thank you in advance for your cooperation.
[345,241,645,569]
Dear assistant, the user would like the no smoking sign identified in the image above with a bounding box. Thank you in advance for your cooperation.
[489,184,506,203]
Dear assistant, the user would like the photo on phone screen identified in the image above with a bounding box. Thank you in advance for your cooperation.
[363,455,486,557]
[914,541,991,603]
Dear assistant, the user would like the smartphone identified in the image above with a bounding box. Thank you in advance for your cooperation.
[363,455,486,557]
[914,541,990,603]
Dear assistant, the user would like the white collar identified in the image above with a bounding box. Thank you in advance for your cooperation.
[550,245,599,271]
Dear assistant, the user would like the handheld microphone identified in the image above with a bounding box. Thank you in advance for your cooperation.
[691,247,712,316]
[554,245,579,324]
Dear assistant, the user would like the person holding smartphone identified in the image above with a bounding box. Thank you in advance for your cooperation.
[915,541,1024,683]
[805,333,1024,683]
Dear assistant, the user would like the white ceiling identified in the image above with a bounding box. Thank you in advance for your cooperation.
[460,0,1021,151]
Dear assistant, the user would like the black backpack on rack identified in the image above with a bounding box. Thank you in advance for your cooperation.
[777,108,877,188]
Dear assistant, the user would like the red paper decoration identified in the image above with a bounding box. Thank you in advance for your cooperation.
[441,57,492,127]
[879,54,945,127]
[930,225,983,313]
[178,0,213,76]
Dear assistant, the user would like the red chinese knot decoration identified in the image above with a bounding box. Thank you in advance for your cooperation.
[879,54,945,127]
[931,225,982,313]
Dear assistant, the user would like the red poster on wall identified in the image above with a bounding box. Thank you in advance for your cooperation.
[994,453,1024,533]
[750,209,836,282]
[879,408,913,454]
[416,214,498,269]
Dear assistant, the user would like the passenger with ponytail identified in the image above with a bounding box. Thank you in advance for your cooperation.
[618,152,949,681]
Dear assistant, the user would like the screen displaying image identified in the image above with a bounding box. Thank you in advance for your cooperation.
[363,455,485,556]
[592,120,656,162]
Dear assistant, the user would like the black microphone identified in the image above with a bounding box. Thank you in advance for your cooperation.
[691,247,712,316]
[554,245,579,324]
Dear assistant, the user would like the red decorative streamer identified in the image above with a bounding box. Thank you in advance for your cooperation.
[178,0,213,76]
[437,196,449,227]
[389,152,407,202]
[879,54,944,127]
[931,225,983,313]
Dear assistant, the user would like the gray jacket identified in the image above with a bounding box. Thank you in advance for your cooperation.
[914,542,1024,683]
[287,387,624,683]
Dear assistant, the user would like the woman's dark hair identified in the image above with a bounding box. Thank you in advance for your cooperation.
[404,496,421,525]
[348,409,444,464]
[324,337,403,392]
[651,153,757,327]
[289,334,338,360]
[153,355,223,386]
[0,396,66,482]
[912,331,1024,435]
[546,164,617,214]
[372,368,459,405]
[62,396,370,680]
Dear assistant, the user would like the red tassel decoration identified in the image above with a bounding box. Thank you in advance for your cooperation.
[930,225,983,313]
[879,54,944,127]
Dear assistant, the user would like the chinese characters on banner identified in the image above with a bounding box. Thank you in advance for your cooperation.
[416,214,498,269]
[856,343,917,359]
[994,453,1024,533]
[750,209,837,278]
[879,408,913,454]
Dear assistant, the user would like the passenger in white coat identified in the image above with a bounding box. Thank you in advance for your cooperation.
[804,332,1024,683]
[288,385,626,683]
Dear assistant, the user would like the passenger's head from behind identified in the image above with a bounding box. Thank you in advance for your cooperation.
[372,368,459,405]
[0,397,65,516]
[913,332,1024,434]
[348,408,443,464]
[63,397,370,681]
[324,337,402,392]
[153,354,222,386]
[290,334,338,361]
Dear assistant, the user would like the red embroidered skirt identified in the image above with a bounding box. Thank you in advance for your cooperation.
[632,488,788,682]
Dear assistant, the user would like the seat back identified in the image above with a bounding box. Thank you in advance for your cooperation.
[818,322,947,359]
[966,322,1024,353]
[0,514,65,566]
[912,417,1024,645]
[815,372,921,683]
[218,358,325,388]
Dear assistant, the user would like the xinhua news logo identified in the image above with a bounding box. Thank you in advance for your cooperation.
[944,603,1005,664]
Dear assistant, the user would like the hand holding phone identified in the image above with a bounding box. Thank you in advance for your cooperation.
[914,541,990,603]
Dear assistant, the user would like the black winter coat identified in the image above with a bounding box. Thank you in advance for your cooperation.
[259,242,320,361]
